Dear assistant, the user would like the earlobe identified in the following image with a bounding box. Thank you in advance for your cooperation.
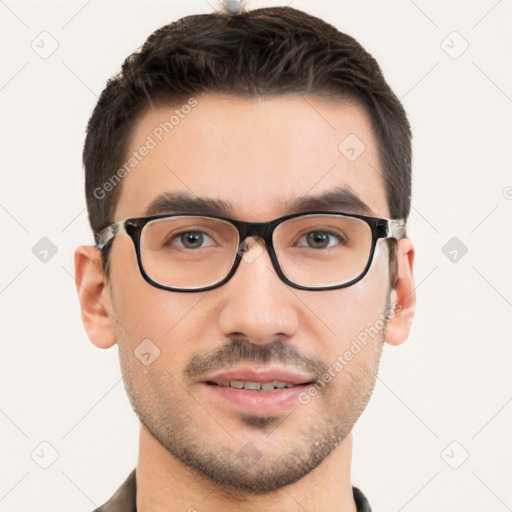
[74,245,117,349]
[384,238,416,346]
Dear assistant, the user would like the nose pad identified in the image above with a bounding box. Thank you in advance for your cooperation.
[236,236,266,264]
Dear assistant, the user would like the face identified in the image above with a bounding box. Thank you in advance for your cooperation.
[102,94,397,493]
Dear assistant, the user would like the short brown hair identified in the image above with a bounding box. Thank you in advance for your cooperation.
[83,6,411,284]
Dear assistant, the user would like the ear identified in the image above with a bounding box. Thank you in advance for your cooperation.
[385,238,416,346]
[74,245,117,349]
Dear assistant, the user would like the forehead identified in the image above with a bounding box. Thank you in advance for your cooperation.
[114,94,389,221]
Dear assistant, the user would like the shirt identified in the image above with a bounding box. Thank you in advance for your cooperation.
[93,469,372,511]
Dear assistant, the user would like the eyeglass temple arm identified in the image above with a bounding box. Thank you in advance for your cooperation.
[388,218,406,239]
[95,221,127,249]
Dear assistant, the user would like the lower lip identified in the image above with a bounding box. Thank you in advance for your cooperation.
[201,383,311,415]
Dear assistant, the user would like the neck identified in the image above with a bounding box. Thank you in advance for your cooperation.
[136,424,357,512]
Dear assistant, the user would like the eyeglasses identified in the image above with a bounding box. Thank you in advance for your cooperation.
[95,211,405,292]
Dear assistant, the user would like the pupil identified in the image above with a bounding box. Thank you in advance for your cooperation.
[307,232,328,248]
[182,232,203,248]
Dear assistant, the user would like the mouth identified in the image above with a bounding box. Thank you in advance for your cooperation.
[200,365,317,389]
[198,366,318,414]
[203,379,313,391]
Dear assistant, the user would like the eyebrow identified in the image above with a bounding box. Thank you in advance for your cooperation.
[144,186,373,218]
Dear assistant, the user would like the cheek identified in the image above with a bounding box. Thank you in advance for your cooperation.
[304,240,390,349]
[109,238,212,356]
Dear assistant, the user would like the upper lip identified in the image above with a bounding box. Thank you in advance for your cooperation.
[200,366,317,386]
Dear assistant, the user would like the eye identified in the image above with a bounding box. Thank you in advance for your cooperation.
[297,230,346,249]
[167,230,215,249]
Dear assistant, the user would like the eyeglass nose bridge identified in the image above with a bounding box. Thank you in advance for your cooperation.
[235,220,275,254]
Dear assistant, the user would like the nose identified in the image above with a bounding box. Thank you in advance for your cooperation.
[216,236,300,345]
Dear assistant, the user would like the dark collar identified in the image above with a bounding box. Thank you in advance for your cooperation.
[94,469,372,512]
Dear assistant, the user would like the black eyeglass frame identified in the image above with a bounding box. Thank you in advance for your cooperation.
[95,211,406,292]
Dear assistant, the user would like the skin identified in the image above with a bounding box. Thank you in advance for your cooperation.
[75,94,416,512]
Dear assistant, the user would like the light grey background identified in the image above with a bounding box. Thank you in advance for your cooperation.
[1,0,511,511]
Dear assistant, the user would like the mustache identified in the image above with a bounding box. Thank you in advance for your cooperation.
[184,337,329,380]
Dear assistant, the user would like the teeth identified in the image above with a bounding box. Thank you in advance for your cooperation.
[227,380,295,391]
[243,381,262,390]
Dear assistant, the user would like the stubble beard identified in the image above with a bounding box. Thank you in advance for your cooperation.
[116,297,391,495]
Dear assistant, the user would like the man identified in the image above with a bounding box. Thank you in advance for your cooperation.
[75,3,416,511]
